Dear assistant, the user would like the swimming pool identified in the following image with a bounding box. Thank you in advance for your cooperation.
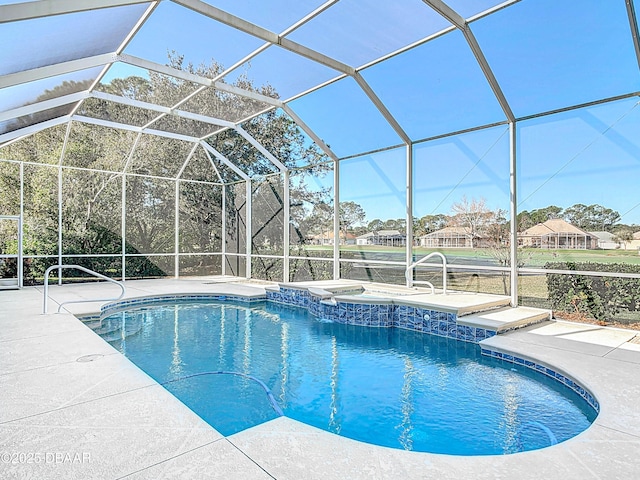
[96,298,596,455]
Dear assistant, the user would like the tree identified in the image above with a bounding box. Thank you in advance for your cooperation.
[562,203,620,232]
[613,223,640,234]
[485,209,508,245]
[381,218,406,232]
[61,169,122,255]
[303,202,333,238]
[367,219,385,232]
[126,52,328,258]
[612,230,634,250]
[449,196,501,248]
[179,181,222,254]
[414,214,448,237]
[0,52,333,281]
[517,206,563,231]
[339,201,366,242]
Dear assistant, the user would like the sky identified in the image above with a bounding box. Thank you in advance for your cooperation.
[120,0,640,224]
[2,0,639,224]
[337,98,640,226]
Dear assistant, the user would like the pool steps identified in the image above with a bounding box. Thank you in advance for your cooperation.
[458,306,552,333]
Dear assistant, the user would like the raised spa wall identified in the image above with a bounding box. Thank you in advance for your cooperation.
[265,284,498,344]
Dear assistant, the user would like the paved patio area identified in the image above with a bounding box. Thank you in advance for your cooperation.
[1,277,639,479]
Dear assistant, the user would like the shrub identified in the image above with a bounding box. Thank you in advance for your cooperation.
[545,262,640,322]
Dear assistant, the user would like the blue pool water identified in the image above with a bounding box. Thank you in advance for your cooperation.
[98,299,596,455]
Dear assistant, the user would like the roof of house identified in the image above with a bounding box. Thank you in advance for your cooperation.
[520,218,591,236]
[419,226,485,239]
[357,229,404,239]
[309,231,355,240]
[589,231,616,241]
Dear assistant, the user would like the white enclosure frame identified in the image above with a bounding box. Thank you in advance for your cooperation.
[1,0,639,307]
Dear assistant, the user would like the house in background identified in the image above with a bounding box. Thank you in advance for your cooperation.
[356,230,406,247]
[308,231,356,245]
[418,226,492,248]
[589,231,618,249]
[519,218,596,249]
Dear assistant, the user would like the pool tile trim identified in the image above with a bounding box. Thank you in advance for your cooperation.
[266,287,497,344]
[96,293,265,319]
[479,347,599,412]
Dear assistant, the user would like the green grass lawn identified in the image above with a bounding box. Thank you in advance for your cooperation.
[515,248,640,267]
[301,244,640,266]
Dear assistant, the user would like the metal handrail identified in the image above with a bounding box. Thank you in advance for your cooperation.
[43,265,126,314]
[405,252,448,294]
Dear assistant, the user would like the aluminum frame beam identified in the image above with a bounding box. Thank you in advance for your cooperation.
[57,119,72,167]
[89,90,169,115]
[175,142,199,178]
[281,0,339,37]
[174,178,180,277]
[0,116,70,145]
[0,91,88,123]
[234,126,287,172]
[115,2,158,56]
[422,0,515,122]
[463,30,514,121]
[94,81,288,176]
[212,81,281,107]
[280,2,521,104]
[281,105,339,162]
[206,0,339,88]
[405,144,413,286]
[143,127,200,143]
[79,2,158,101]
[0,53,117,89]
[0,4,334,180]
[200,141,250,180]
[626,0,640,72]
[333,158,340,280]
[171,0,409,149]
[221,185,227,275]
[118,53,210,86]
[72,114,201,143]
[0,215,23,287]
[118,54,283,107]
[172,0,355,76]
[90,90,236,128]
[0,0,152,23]
[71,115,140,133]
[283,169,290,282]
[509,121,518,307]
[245,179,252,278]
[200,145,224,183]
[353,73,412,146]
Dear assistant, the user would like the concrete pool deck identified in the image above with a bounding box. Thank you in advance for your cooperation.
[1,277,640,479]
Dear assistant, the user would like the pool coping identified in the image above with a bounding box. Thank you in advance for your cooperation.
[2,277,640,479]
